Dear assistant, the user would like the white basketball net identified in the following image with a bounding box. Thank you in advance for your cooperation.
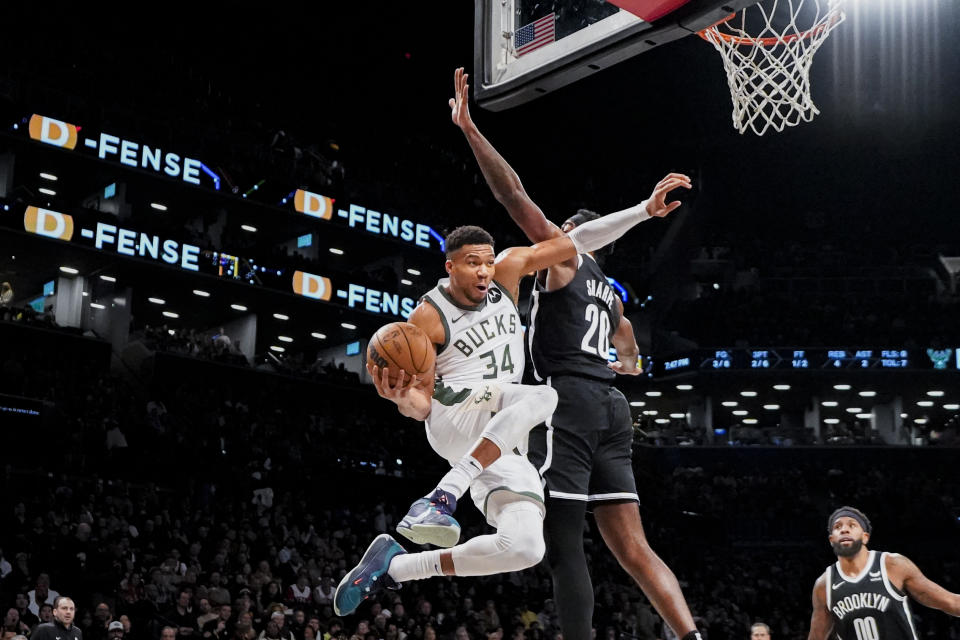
[700,0,845,136]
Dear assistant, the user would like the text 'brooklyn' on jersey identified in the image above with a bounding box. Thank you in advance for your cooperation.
[826,550,918,640]
[528,254,622,381]
[421,278,524,386]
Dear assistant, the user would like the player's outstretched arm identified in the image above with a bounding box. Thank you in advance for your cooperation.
[495,172,692,287]
[890,553,960,616]
[807,574,834,640]
[449,67,560,244]
[608,298,642,375]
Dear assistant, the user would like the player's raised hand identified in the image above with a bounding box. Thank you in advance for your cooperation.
[645,172,692,218]
[449,67,473,130]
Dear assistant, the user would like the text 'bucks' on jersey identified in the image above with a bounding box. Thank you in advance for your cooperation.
[421,278,524,386]
[826,551,918,640]
[528,254,622,381]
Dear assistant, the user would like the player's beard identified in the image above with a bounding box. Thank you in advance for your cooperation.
[831,538,864,558]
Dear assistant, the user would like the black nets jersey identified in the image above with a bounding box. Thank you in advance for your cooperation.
[826,550,918,640]
[527,254,622,381]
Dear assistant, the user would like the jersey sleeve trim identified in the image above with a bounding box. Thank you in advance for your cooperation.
[421,294,450,355]
[492,279,519,312]
[880,552,907,602]
[825,566,833,609]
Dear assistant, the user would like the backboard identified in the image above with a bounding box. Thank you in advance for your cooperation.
[474,0,759,111]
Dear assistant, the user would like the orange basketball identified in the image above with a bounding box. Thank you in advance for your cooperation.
[367,321,435,385]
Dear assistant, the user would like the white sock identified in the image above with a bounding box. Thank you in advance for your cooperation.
[387,550,444,583]
[436,455,483,500]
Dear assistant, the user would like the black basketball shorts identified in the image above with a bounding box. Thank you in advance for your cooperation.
[526,375,639,504]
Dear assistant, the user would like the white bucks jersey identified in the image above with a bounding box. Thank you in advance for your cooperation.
[421,278,524,386]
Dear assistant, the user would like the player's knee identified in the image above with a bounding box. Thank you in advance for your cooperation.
[501,526,545,569]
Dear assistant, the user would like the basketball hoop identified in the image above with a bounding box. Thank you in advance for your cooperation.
[699,0,845,136]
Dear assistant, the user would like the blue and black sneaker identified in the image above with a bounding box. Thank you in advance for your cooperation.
[333,534,405,616]
[396,488,461,547]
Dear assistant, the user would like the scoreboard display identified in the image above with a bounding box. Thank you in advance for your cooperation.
[654,348,959,376]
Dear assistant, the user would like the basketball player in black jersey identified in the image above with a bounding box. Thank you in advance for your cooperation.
[807,506,960,639]
[449,67,702,640]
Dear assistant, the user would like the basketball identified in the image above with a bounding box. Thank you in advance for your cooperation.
[367,322,435,385]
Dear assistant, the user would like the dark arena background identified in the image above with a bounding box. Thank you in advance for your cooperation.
[1,4,959,640]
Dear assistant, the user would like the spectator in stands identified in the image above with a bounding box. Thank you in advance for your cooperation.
[165,590,197,640]
[2,609,30,640]
[200,604,233,640]
[107,621,125,640]
[28,575,60,616]
[12,595,38,630]
[750,622,771,639]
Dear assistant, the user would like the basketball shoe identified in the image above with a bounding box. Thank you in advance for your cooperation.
[333,534,404,616]
[396,488,461,547]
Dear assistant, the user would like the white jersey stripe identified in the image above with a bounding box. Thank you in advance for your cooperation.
[587,492,640,501]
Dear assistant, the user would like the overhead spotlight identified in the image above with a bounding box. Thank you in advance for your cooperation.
[99,275,116,282]
[740,390,757,397]
[856,413,872,419]
[833,384,851,391]
[59,266,79,274]
[150,203,168,211]
[241,224,257,232]
[821,401,838,407]
[655,418,670,424]
[148,297,165,305]
[629,401,645,407]
[341,322,356,329]
[824,418,840,424]
[38,187,56,196]
[406,268,421,276]
[273,313,290,320]
[193,289,210,297]
[645,391,662,397]
[773,384,790,390]
[270,345,285,353]
[231,304,248,311]
[676,384,693,391]
[278,336,293,343]
[401,279,412,286]
[40,172,58,181]
[162,311,179,318]
[90,302,105,309]
[733,410,748,416]
[858,390,876,397]
[944,404,960,410]
[721,401,738,407]
[311,332,327,339]
[763,404,780,410]
[643,410,658,416]
[329,248,344,255]
[917,400,934,407]
[914,418,928,424]
[669,413,686,419]
[846,407,862,413]
[927,390,945,397]
[743,418,758,424]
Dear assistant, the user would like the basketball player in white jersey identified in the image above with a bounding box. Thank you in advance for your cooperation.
[807,506,960,639]
[333,171,691,617]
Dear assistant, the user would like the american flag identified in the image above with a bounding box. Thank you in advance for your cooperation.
[514,13,556,57]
